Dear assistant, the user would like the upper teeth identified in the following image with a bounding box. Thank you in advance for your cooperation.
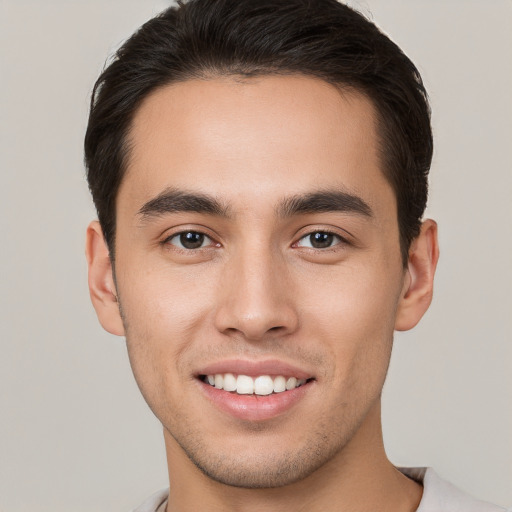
[205,374,307,395]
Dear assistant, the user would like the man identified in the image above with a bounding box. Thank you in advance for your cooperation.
[84,0,507,511]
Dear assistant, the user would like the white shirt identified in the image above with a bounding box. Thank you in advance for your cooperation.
[132,467,509,512]
[399,468,508,512]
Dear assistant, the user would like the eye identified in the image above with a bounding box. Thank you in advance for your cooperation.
[167,231,213,250]
[296,231,343,249]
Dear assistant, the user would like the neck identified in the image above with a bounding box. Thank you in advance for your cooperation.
[163,400,422,512]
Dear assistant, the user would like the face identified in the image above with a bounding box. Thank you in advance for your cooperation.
[94,76,418,487]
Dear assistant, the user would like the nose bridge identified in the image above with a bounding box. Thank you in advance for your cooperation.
[214,240,298,340]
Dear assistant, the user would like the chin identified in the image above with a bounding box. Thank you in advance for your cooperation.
[191,455,325,489]
[173,423,347,489]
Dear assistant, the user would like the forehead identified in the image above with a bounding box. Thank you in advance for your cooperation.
[120,75,393,217]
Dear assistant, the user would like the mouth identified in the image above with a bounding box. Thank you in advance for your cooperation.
[195,360,316,421]
[199,373,314,395]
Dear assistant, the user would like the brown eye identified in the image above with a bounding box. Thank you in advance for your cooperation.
[168,231,209,249]
[310,232,334,248]
[296,231,341,249]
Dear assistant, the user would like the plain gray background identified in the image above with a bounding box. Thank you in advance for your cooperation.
[1,1,511,510]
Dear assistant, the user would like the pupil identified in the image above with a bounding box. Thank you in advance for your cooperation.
[311,232,333,248]
[180,232,204,249]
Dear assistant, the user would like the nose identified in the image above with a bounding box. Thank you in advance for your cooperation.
[213,247,299,341]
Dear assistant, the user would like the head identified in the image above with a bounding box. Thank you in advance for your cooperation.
[85,0,438,490]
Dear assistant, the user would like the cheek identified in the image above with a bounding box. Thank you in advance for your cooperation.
[119,261,216,333]
[301,257,402,331]
[297,259,402,381]
[115,262,218,389]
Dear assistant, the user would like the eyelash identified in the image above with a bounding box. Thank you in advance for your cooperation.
[164,231,217,251]
[163,228,349,251]
[294,229,348,250]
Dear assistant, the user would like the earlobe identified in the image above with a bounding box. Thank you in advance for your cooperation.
[85,221,125,336]
[395,219,439,331]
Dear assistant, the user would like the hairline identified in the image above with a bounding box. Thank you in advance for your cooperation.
[109,71,408,264]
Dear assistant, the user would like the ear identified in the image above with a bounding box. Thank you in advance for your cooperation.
[85,221,125,336]
[395,219,439,331]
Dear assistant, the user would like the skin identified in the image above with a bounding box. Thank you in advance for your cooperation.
[86,75,439,511]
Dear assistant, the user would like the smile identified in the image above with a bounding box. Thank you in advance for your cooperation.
[195,360,316,421]
[201,373,310,395]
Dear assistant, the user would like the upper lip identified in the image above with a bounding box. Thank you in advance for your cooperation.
[195,359,314,380]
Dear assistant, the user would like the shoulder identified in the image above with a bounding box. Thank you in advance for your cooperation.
[399,467,509,512]
[131,488,169,512]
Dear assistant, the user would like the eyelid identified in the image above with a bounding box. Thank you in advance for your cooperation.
[296,231,343,249]
[293,227,352,248]
[162,227,220,249]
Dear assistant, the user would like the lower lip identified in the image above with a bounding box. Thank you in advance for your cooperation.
[198,379,313,422]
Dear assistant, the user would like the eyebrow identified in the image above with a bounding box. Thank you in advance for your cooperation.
[277,190,373,218]
[137,187,372,221]
[137,188,232,220]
